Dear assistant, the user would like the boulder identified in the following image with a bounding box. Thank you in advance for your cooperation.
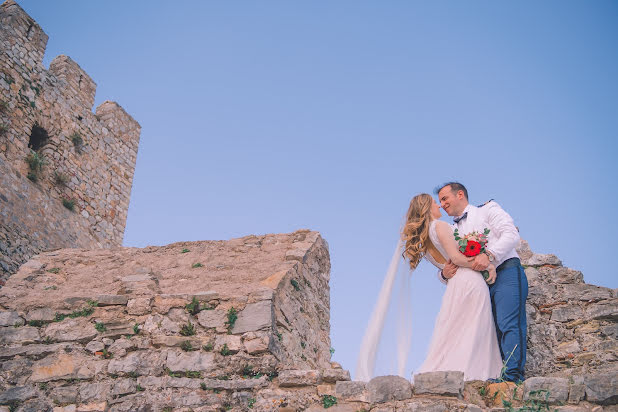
[367,375,413,403]
[413,371,463,397]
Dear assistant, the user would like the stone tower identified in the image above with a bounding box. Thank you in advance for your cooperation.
[0,0,140,279]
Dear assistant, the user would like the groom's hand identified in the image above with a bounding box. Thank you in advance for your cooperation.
[443,260,458,279]
[472,253,490,271]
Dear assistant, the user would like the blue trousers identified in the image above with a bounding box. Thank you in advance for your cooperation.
[489,258,528,382]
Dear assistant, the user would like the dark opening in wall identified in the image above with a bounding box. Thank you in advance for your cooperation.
[28,124,49,151]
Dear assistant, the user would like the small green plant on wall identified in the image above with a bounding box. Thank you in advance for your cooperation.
[70,132,83,147]
[54,171,69,186]
[61,196,75,211]
[0,100,8,112]
[0,124,8,136]
[25,150,46,182]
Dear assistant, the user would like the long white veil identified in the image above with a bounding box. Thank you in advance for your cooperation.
[355,235,413,381]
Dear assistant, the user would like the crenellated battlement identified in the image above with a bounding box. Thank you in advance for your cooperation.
[0,0,141,280]
[0,0,47,70]
[49,55,97,111]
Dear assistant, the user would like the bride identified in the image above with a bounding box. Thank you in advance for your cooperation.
[356,193,502,382]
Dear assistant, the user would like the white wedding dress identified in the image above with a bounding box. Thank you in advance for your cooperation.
[417,220,503,381]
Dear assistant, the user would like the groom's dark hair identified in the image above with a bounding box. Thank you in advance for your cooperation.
[435,182,468,200]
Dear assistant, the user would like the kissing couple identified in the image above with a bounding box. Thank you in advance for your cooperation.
[357,182,528,383]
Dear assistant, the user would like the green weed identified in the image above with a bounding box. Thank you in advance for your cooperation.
[322,395,337,409]
[180,320,196,336]
[290,279,300,291]
[225,307,237,332]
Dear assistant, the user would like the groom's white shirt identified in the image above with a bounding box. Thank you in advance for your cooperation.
[438,201,520,284]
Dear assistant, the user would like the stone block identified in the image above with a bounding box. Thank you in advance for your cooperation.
[322,368,351,383]
[0,386,37,403]
[584,373,618,404]
[100,325,135,340]
[51,386,78,404]
[0,342,69,359]
[568,384,586,404]
[367,375,413,403]
[551,305,583,322]
[562,285,613,301]
[111,378,136,396]
[30,353,94,382]
[197,309,226,329]
[96,295,128,306]
[231,300,273,334]
[150,335,205,349]
[79,382,111,402]
[165,377,202,389]
[107,350,166,376]
[0,326,40,344]
[26,307,55,322]
[585,301,618,321]
[278,370,321,387]
[242,331,270,354]
[136,376,166,389]
[523,377,569,403]
[0,311,24,326]
[44,318,97,343]
[107,338,135,357]
[126,297,151,315]
[215,334,242,354]
[202,376,269,390]
[335,381,366,402]
[165,350,215,372]
[413,371,463,397]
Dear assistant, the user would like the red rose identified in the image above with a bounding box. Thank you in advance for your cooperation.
[463,240,482,257]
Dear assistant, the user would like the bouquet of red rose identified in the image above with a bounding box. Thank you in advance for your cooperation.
[454,228,491,280]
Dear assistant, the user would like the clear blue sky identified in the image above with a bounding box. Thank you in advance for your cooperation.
[18,0,618,378]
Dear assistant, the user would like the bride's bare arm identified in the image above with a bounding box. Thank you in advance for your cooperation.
[434,221,475,268]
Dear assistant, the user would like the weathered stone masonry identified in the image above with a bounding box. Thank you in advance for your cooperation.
[0,232,615,411]
[0,0,140,279]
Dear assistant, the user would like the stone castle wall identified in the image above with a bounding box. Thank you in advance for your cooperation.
[0,0,140,280]
[0,232,615,411]
[517,241,617,380]
[0,230,338,411]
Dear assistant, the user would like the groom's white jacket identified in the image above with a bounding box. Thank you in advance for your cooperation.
[438,200,520,284]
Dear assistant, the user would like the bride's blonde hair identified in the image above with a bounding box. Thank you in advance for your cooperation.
[402,193,434,270]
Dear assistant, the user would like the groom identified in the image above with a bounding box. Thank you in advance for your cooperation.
[436,182,528,383]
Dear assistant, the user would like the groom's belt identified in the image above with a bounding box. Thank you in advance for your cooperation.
[496,257,521,272]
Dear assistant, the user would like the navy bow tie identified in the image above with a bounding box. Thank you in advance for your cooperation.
[453,212,468,224]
